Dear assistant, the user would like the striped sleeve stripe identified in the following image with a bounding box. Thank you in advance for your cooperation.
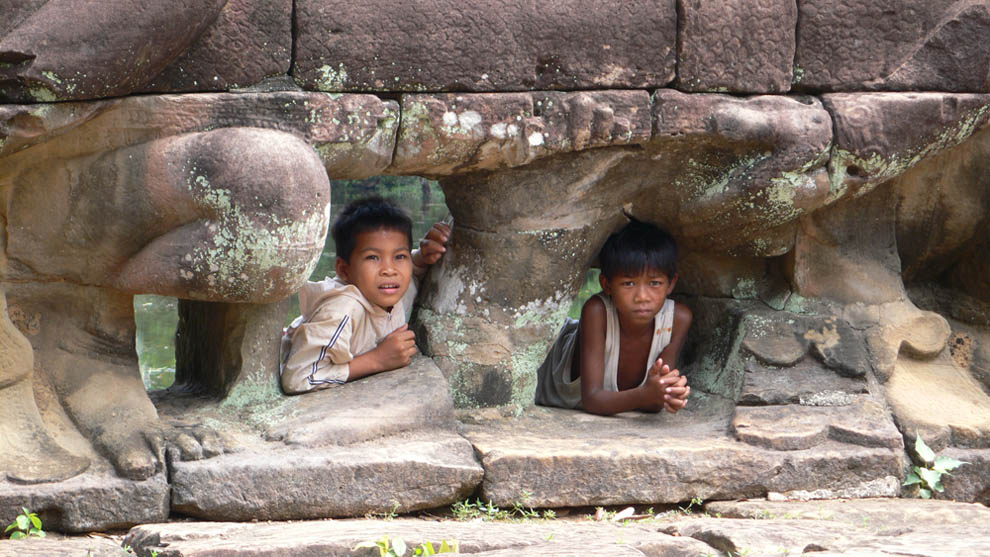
[307,315,349,385]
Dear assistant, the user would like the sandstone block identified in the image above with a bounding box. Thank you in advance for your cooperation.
[822,93,990,201]
[740,361,868,406]
[141,0,291,93]
[264,356,457,447]
[125,517,717,557]
[732,397,903,451]
[796,0,990,92]
[389,90,651,176]
[465,400,902,508]
[649,90,832,256]
[169,432,483,521]
[293,0,676,92]
[676,0,796,93]
[0,1,226,101]
[0,470,168,533]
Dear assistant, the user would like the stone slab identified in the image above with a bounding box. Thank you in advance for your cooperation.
[0,535,123,557]
[740,361,868,406]
[264,356,457,447]
[389,90,651,176]
[123,518,716,557]
[141,0,291,93]
[940,446,990,504]
[293,0,676,92]
[169,431,483,521]
[676,0,796,93]
[732,396,902,451]
[662,516,990,557]
[0,1,225,102]
[795,0,990,92]
[158,357,482,522]
[462,395,904,508]
[706,497,990,525]
[0,470,168,533]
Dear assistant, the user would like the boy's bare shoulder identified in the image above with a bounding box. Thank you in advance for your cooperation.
[673,300,693,327]
[580,293,606,318]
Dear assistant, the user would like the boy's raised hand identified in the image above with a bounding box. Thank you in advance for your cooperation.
[373,324,418,370]
[413,222,451,267]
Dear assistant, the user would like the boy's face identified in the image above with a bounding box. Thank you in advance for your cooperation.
[336,227,412,310]
[600,268,677,328]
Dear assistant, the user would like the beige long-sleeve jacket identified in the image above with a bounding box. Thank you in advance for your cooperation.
[280,275,419,395]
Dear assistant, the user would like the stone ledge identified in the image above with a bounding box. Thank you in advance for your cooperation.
[0,470,168,534]
[169,432,483,521]
[124,517,715,557]
[462,396,903,508]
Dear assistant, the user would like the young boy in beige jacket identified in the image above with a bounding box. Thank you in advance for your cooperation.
[281,196,449,394]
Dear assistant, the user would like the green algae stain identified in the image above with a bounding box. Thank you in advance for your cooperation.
[29,86,57,102]
[316,63,349,90]
[185,170,329,300]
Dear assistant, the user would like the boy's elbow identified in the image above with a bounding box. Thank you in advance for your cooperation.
[280,373,308,395]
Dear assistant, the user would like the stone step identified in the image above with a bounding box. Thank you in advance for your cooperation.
[118,499,990,557]
[169,431,482,521]
[123,517,715,557]
[462,394,904,508]
[162,357,482,521]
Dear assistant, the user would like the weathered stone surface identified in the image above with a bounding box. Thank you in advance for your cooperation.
[389,90,651,176]
[741,314,812,366]
[740,361,867,406]
[159,357,482,521]
[676,0,795,93]
[0,92,398,179]
[169,432,482,521]
[141,0,291,93]
[706,497,990,524]
[663,516,990,557]
[293,0,676,92]
[822,93,990,201]
[264,356,457,447]
[0,536,124,557]
[895,126,990,304]
[789,184,905,305]
[649,89,833,256]
[124,518,716,557]
[464,397,903,508]
[939,446,990,504]
[886,353,990,449]
[0,470,168,533]
[795,0,990,92]
[174,299,289,399]
[417,148,634,410]
[732,397,903,451]
[0,1,226,102]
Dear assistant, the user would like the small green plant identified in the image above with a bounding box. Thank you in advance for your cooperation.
[903,434,967,499]
[354,535,457,556]
[450,494,543,522]
[4,508,44,540]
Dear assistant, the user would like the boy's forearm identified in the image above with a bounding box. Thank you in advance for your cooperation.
[583,387,659,416]
[346,350,387,380]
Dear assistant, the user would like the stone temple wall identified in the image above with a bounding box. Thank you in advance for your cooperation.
[1,0,990,531]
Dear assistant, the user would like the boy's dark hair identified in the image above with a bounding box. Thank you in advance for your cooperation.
[331,196,413,262]
[598,218,678,279]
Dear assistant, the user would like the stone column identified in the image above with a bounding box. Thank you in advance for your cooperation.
[414,149,635,411]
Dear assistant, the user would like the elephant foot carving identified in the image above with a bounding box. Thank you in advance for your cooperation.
[0,292,89,483]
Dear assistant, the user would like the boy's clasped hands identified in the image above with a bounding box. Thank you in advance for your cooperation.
[646,357,690,413]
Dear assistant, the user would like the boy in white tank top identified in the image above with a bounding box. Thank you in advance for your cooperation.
[536,219,692,414]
